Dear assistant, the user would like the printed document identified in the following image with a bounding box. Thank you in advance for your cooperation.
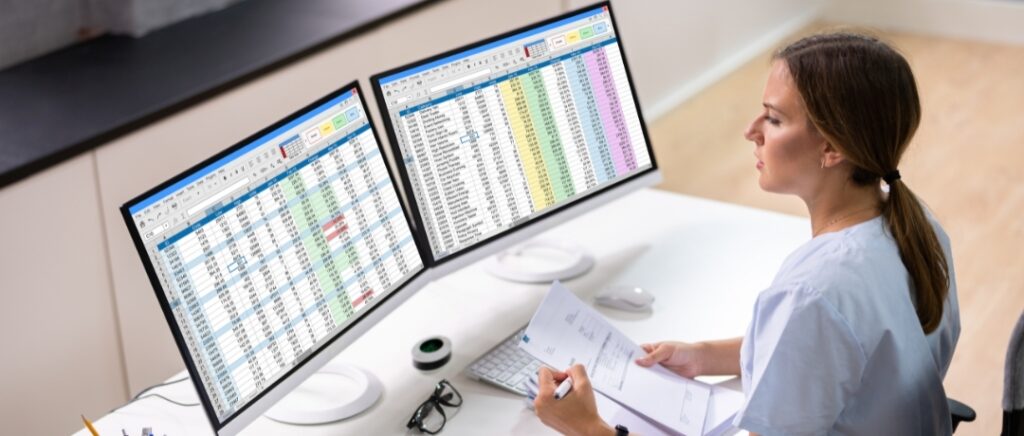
[519,282,712,435]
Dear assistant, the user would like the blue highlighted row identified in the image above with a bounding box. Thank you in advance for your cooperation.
[176,147,386,274]
[220,234,414,377]
[206,206,405,340]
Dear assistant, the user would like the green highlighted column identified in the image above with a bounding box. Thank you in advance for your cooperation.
[286,170,356,325]
[522,71,575,202]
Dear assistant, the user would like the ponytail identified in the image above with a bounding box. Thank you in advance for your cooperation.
[883,180,949,333]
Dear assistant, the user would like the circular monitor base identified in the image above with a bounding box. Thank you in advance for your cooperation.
[484,239,594,283]
[264,362,382,425]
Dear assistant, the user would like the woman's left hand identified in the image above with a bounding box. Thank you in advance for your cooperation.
[533,364,615,436]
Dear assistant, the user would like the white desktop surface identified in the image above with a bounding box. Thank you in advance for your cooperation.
[76,189,810,436]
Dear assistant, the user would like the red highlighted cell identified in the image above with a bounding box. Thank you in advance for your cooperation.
[352,289,375,307]
[322,214,348,241]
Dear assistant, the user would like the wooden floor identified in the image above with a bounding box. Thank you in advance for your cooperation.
[647,23,1024,435]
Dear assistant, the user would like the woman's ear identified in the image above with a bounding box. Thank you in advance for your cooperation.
[821,142,846,169]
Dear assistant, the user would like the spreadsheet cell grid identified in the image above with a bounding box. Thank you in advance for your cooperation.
[131,91,423,421]
[382,22,652,261]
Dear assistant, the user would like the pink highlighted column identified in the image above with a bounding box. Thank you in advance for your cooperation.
[584,47,636,177]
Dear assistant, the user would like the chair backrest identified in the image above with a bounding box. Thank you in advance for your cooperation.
[1008,310,1024,411]
[1005,309,1024,435]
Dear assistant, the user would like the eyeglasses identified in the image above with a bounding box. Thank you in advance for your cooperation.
[406,379,463,434]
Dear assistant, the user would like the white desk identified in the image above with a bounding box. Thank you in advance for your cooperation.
[76,189,809,436]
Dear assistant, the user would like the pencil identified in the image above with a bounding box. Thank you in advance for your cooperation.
[81,414,99,436]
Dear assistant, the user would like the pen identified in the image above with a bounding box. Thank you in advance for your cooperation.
[81,415,99,436]
[553,377,573,400]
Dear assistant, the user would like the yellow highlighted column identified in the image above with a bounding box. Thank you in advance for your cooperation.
[499,77,552,209]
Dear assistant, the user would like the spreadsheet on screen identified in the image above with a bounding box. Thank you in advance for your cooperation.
[126,88,423,421]
[377,5,652,261]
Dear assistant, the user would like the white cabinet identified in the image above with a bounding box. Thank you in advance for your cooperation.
[0,153,127,435]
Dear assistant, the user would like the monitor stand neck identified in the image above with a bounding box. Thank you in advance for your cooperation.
[484,239,594,283]
[264,361,381,424]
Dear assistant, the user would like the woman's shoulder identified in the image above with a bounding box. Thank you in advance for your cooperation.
[774,216,896,288]
[767,216,921,321]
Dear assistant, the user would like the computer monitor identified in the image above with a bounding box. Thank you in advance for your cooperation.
[372,2,659,279]
[120,82,430,435]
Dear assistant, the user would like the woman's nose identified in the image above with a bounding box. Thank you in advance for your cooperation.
[744,117,761,144]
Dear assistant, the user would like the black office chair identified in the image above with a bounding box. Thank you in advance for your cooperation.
[949,396,975,432]
[1002,309,1024,436]
[950,308,1024,434]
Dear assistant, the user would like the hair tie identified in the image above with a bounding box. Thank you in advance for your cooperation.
[883,170,901,184]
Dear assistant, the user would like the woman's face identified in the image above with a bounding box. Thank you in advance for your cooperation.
[745,61,827,196]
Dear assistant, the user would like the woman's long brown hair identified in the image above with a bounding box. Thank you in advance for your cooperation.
[776,32,949,333]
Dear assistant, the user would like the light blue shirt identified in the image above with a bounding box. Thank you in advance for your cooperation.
[734,214,960,435]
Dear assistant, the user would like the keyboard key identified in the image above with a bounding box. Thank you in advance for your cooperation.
[465,326,541,396]
[510,375,526,389]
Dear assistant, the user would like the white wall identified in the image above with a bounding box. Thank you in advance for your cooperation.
[0,0,83,70]
[0,0,248,70]
[823,0,1024,45]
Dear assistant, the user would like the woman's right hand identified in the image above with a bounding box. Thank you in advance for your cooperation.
[635,341,706,378]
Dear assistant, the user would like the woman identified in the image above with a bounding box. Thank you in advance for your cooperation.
[533,32,961,435]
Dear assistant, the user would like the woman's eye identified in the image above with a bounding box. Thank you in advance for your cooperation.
[764,115,780,126]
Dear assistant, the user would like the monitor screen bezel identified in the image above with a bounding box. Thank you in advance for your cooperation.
[370,0,658,268]
[120,80,427,433]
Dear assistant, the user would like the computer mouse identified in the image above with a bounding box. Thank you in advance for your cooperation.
[594,285,654,312]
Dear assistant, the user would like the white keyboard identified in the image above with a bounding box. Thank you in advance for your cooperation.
[465,326,541,396]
